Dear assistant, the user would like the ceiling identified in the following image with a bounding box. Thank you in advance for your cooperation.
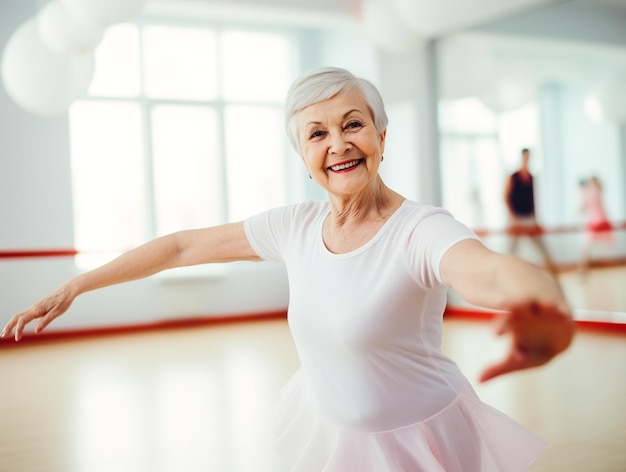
[147,0,626,38]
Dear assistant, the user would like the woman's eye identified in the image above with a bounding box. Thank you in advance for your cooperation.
[309,130,325,140]
[345,121,363,130]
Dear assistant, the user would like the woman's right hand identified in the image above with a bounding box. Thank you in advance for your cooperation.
[1,284,75,341]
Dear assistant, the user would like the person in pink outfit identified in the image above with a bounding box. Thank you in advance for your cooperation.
[2,67,575,472]
[579,175,613,275]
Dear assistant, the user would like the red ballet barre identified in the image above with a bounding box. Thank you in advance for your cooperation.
[473,220,626,238]
[0,249,78,259]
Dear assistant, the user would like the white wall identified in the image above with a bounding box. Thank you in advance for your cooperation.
[0,2,74,249]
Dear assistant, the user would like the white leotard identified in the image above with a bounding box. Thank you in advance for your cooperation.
[244,199,478,431]
[245,200,546,471]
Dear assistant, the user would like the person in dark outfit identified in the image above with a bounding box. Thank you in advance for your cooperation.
[504,148,557,276]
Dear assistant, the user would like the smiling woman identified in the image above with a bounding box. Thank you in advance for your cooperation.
[297,90,387,199]
[3,66,575,472]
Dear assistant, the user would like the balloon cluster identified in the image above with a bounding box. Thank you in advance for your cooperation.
[1,0,147,116]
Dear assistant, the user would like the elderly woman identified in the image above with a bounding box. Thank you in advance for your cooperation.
[3,67,574,471]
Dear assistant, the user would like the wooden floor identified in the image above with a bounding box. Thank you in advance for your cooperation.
[1,316,625,472]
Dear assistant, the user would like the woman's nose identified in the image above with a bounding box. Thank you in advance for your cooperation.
[328,132,350,155]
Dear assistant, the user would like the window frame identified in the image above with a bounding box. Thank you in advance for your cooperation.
[69,17,303,270]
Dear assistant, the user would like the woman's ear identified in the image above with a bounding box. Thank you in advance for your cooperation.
[379,129,387,152]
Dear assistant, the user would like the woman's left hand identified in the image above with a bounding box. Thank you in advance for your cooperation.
[479,301,575,382]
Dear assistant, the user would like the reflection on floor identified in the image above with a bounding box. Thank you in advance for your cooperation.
[1,318,625,472]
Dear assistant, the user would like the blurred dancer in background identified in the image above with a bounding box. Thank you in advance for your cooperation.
[579,175,613,276]
[504,148,558,277]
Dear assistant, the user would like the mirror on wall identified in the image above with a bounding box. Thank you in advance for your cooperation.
[436,1,626,319]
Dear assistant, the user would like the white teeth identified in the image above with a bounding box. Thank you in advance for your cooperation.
[330,159,360,171]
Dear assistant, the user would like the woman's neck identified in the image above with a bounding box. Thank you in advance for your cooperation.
[326,177,401,227]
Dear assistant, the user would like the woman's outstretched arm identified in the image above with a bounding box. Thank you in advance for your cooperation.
[2,222,260,341]
[440,239,575,382]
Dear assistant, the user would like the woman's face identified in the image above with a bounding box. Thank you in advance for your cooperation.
[296,89,386,198]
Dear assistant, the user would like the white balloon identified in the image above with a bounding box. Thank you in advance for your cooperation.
[62,0,148,27]
[361,0,422,54]
[1,18,95,116]
[38,0,105,54]
[479,77,536,113]
[585,78,626,123]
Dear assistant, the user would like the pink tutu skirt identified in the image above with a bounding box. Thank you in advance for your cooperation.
[275,371,546,472]
[586,220,613,242]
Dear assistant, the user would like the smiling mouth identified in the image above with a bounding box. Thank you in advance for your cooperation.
[328,159,363,172]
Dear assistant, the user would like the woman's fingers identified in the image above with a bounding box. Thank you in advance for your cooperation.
[7,308,39,341]
[2,312,23,339]
[2,297,66,341]
[478,345,548,383]
[1,318,13,338]
[480,301,575,382]
[479,361,512,383]
[14,316,26,341]
[2,311,26,341]
[34,309,58,334]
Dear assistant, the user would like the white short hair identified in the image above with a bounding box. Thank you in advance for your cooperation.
[285,67,388,153]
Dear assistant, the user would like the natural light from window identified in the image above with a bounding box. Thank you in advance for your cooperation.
[143,26,218,101]
[69,22,297,267]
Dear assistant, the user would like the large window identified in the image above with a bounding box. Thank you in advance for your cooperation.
[69,22,298,263]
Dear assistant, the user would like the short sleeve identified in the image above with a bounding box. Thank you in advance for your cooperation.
[243,207,289,262]
[406,209,479,288]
